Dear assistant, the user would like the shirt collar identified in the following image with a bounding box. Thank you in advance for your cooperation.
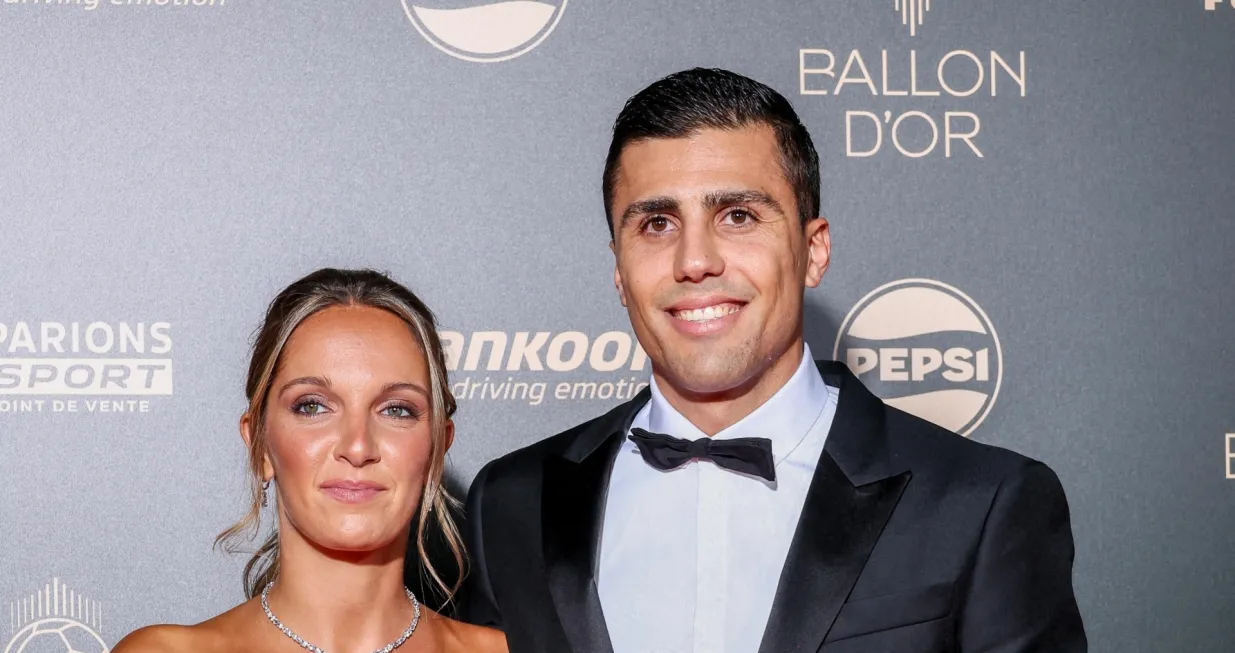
[645,344,830,465]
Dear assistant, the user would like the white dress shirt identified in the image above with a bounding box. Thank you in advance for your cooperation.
[597,345,838,653]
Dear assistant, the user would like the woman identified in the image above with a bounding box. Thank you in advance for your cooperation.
[116,268,506,653]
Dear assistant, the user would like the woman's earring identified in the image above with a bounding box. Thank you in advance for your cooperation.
[261,479,271,508]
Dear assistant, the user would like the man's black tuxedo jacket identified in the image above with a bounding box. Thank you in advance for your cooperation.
[460,360,1086,652]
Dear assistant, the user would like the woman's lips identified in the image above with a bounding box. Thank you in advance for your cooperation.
[320,481,386,504]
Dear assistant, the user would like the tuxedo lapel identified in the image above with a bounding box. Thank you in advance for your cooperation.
[758,361,912,653]
[541,389,649,653]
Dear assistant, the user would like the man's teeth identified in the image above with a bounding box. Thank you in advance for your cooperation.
[675,305,740,322]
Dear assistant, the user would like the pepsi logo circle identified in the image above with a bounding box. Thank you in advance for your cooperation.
[832,278,1003,437]
[400,0,570,63]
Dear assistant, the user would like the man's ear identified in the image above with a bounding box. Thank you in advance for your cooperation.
[611,240,629,308]
[803,217,831,288]
[240,412,274,481]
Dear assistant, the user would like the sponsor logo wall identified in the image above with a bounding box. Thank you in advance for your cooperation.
[0,322,172,413]
[0,0,226,11]
[1227,434,1234,480]
[443,330,648,406]
[0,1,1231,651]
[5,580,109,653]
[401,0,570,62]
[799,1,1027,159]
[833,279,1001,437]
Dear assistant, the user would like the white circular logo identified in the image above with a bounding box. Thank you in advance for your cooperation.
[7,579,109,653]
[4,619,108,653]
[832,278,1003,437]
[400,0,570,63]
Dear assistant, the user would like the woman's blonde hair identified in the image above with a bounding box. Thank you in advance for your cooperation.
[215,268,462,601]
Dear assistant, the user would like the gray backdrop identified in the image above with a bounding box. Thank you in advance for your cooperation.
[1,1,1232,651]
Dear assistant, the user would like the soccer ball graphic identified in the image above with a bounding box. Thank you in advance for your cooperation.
[3,618,108,653]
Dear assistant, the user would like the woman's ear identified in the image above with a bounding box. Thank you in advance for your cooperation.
[240,412,275,481]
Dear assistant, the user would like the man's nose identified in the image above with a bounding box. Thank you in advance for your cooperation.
[674,220,724,283]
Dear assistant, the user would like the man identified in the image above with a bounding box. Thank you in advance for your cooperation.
[461,68,1086,652]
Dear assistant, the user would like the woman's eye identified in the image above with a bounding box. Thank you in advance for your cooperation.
[293,400,326,416]
[382,405,418,419]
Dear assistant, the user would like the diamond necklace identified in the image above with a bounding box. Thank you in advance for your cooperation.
[260,581,421,653]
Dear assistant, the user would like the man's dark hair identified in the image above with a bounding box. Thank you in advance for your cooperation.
[602,67,820,238]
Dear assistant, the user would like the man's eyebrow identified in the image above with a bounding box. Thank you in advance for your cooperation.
[618,196,680,232]
[278,376,330,395]
[703,190,787,217]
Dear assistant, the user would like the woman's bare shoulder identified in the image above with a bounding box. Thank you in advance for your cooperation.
[436,614,508,653]
[112,601,264,653]
[111,624,208,653]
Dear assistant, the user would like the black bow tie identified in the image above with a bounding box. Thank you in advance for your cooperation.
[627,427,777,482]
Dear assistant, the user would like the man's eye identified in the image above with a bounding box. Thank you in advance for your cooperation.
[724,209,753,226]
[644,216,672,233]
